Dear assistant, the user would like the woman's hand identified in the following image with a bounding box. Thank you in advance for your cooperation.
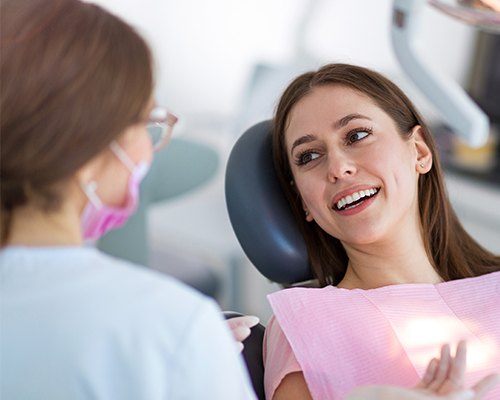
[226,315,260,352]
[414,341,499,399]
[347,341,500,400]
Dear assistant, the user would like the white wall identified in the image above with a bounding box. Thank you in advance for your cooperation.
[91,0,477,126]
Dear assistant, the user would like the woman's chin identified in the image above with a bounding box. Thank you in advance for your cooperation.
[334,228,386,247]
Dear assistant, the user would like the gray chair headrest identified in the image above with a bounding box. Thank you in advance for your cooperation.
[225,120,312,284]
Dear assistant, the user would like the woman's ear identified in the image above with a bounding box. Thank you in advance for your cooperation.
[411,125,433,174]
[301,201,314,222]
[74,152,107,187]
[75,162,95,187]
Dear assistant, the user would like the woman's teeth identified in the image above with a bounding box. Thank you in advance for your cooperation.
[336,188,379,210]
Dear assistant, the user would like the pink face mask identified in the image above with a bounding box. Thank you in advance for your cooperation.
[80,141,150,241]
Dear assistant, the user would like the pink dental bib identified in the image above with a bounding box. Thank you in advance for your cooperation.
[267,271,500,400]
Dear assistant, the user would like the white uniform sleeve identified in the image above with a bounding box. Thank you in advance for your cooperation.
[169,299,257,400]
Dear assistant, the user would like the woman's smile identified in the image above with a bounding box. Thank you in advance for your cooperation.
[332,187,381,216]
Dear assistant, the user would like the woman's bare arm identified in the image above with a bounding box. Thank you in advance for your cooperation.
[273,372,313,400]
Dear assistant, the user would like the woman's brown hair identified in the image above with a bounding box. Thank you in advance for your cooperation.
[1,0,154,244]
[273,63,500,286]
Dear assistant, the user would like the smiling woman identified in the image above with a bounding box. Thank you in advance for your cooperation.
[272,63,499,287]
[264,63,500,400]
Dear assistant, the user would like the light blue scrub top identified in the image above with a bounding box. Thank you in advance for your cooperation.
[0,246,256,399]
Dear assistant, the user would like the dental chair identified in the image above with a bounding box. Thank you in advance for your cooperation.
[224,120,314,399]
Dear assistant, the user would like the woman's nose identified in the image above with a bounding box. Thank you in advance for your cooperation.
[326,152,357,183]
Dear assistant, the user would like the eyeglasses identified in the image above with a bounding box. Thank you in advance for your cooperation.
[147,106,178,152]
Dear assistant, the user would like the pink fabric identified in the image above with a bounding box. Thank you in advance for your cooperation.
[266,271,500,400]
[263,316,302,399]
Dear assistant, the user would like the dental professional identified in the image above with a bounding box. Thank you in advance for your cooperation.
[0,0,257,399]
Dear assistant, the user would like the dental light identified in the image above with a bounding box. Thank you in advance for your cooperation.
[391,0,500,147]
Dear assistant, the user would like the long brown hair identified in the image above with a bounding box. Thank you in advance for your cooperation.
[273,63,500,286]
[1,0,154,244]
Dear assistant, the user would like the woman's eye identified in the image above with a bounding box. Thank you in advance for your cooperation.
[347,130,371,144]
[297,151,320,165]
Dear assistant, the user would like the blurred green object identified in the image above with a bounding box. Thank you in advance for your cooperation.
[97,137,219,266]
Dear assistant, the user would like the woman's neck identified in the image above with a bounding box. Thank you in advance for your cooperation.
[338,228,443,290]
[7,204,83,247]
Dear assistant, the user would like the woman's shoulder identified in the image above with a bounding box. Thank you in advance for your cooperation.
[96,249,207,298]
[3,245,205,293]
[86,249,219,329]
[264,315,297,355]
[1,245,214,329]
[263,315,303,400]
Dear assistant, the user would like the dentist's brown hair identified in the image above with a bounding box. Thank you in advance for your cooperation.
[273,63,499,286]
[1,0,154,244]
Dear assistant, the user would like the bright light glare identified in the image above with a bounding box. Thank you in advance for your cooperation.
[398,316,497,373]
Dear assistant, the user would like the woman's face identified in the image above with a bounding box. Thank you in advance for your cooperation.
[285,85,430,246]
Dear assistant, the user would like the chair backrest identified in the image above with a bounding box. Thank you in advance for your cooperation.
[225,120,312,285]
[224,121,313,398]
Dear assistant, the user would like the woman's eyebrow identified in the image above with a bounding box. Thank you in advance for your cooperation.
[290,134,316,156]
[333,113,372,129]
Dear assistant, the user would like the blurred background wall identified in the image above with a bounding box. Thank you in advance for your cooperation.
[92,0,476,124]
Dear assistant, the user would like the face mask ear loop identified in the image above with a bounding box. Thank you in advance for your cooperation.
[109,141,136,173]
[80,181,103,209]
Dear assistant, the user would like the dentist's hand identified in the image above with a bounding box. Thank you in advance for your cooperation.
[226,315,260,352]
